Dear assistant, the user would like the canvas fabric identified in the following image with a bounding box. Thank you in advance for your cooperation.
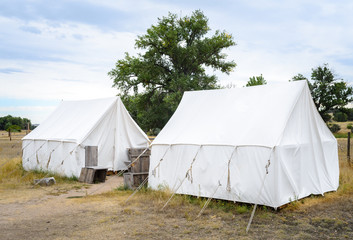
[148,81,339,208]
[22,97,150,177]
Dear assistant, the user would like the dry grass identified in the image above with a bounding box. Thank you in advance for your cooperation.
[0,130,83,195]
[333,121,353,134]
[1,130,353,239]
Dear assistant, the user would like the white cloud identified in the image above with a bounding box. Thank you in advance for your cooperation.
[1,0,353,122]
[0,16,140,101]
[0,106,57,123]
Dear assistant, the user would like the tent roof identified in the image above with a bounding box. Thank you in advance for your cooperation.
[152,80,309,148]
[23,97,117,143]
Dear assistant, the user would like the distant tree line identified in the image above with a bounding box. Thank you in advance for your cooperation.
[0,115,32,131]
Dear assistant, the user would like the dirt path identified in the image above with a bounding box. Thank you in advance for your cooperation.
[57,175,124,199]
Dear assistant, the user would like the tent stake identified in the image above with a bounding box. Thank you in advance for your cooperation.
[196,181,221,219]
[125,175,149,203]
[246,204,257,233]
[161,176,187,210]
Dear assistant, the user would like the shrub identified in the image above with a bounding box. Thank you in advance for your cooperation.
[347,124,353,130]
[339,108,353,121]
[322,113,332,122]
[328,124,341,133]
[334,112,348,122]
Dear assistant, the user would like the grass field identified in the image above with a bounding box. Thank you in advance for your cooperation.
[331,120,353,138]
[1,130,353,239]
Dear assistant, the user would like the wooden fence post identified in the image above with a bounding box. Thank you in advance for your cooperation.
[347,132,350,163]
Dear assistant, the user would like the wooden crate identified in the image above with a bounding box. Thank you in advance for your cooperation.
[128,148,151,156]
[123,172,148,189]
[128,148,151,173]
[79,167,107,184]
[124,148,151,189]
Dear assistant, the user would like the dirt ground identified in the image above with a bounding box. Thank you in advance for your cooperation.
[1,184,352,240]
[1,132,353,239]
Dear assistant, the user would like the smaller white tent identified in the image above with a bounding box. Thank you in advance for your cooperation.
[148,81,339,208]
[22,97,150,177]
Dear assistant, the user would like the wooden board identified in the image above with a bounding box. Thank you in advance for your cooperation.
[128,148,151,157]
[79,168,95,184]
[85,146,98,167]
[123,172,148,189]
[78,167,107,184]
[129,156,150,173]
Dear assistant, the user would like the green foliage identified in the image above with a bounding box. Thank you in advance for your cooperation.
[291,73,308,82]
[333,132,348,138]
[339,108,353,121]
[116,185,130,191]
[0,115,32,130]
[327,123,341,133]
[334,111,348,122]
[347,123,352,129]
[5,124,21,133]
[109,10,236,131]
[246,74,267,87]
[292,64,353,122]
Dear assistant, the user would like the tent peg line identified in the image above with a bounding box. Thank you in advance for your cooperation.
[161,176,186,210]
[125,175,149,203]
[125,147,150,170]
[246,204,258,233]
[152,144,171,177]
[124,145,170,203]
[161,146,201,210]
[114,146,150,179]
[196,181,222,219]
[245,148,274,233]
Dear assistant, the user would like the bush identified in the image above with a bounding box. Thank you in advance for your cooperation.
[347,124,353,130]
[339,108,353,121]
[328,123,341,133]
[322,113,332,122]
[334,112,348,122]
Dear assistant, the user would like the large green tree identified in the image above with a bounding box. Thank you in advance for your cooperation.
[246,74,267,87]
[292,64,353,122]
[0,115,32,130]
[109,10,236,132]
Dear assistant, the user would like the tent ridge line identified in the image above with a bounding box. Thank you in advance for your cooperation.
[151,143,273,149]
[22,139,78,144]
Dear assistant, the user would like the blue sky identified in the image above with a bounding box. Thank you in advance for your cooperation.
[1,0,353,123]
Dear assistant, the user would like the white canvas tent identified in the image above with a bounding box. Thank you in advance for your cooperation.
[148,80,339,208]
[22,97,150,177]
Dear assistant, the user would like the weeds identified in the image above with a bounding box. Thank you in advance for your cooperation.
[0,157,80,189]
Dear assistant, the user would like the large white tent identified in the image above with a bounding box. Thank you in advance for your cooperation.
[148,80,339,208]
[22,97,150,177]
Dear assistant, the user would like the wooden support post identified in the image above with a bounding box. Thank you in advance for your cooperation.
[348,132,351,164]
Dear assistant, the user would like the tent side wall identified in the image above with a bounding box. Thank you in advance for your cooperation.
[22,140,82,177]
[148,144,278,207]
[274,84,339,206]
